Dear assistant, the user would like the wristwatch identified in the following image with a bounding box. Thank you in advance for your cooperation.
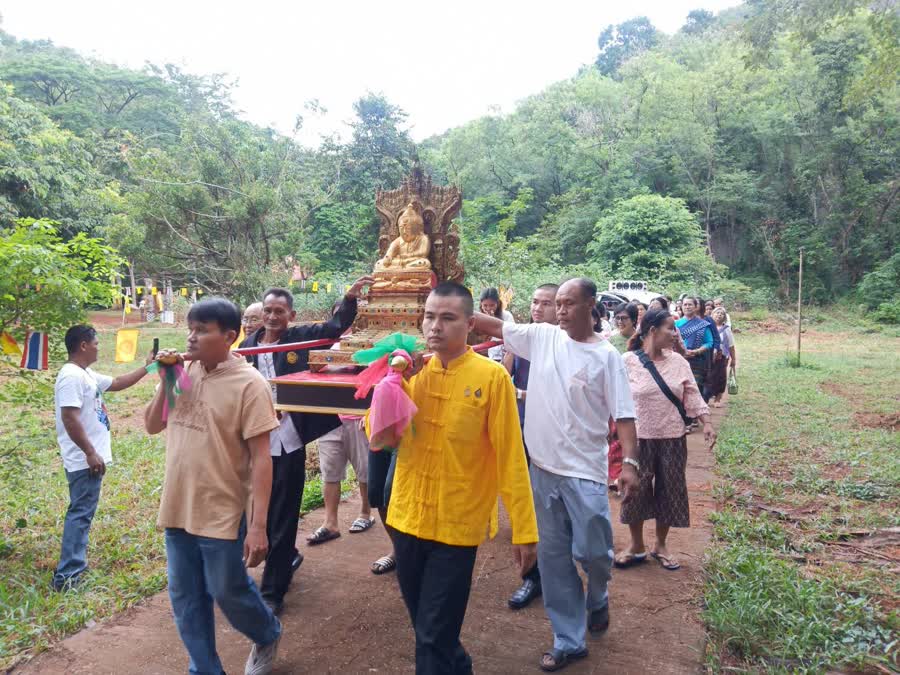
[623,457,641,472]
[515,388,526,401]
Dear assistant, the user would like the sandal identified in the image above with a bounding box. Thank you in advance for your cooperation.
[371,554,396,575]
[650,551,681,571]
[306,526,341,546]
[539,647,588,672]
[349,517,375,533]
[613,551,647,568]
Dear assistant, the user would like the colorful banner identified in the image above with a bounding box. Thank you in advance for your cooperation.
[180,287,188,296]
[115,328,140,363]
[1,332,21,356]
[20,332,49,370]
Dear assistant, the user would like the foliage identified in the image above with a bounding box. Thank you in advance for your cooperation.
[590,195,700,272]
[595,17,660,77]
[0,219,122,336]
[1,6,898,304]
[856,252,900,309]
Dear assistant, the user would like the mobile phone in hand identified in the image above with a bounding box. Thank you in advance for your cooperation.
[152,338,159,357]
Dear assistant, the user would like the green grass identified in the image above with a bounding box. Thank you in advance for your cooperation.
[704,318,899,673]
[0,320,359,669]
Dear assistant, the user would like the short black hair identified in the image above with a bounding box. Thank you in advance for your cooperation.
[567,277,597,301]
[187,297,241,332]
[262,287,294,310]
[536,283,559,293]
[613,302,639,324]
[65,325,97,355]
[430,281,474,316]
[651,296,670,310]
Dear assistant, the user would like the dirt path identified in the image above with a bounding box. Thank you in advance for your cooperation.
[15,407,722,675]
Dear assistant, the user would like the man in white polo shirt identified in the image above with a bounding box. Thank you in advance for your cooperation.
[53,324,152,591]
[474,278,639,672]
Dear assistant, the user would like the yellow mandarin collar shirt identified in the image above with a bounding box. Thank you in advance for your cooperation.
[386,348,539,547]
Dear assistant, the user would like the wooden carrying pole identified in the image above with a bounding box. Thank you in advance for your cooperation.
[797,247,804,364]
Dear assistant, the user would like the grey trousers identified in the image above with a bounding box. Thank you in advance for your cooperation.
[531,464,614,654]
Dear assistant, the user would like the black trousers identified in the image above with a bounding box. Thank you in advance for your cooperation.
[260,446,306,604]
[394,531,478,675]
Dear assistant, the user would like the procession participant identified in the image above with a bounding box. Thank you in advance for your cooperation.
[242,302,264,336]
[676,297,714,403]
[311,303,374,545]
[616,309,715,572]
[145,297,282,675]
[240,276,373,614]
[479,286,515,362]
[474,278,638,673]
[52,325,153,591]
[389,281,538,675]
[502,283,558,611]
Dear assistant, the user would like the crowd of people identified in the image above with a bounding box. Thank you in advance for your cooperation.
[49,276,738,674]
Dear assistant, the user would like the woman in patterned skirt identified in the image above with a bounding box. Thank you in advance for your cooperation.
[614,309,716,571]
[675,297,714,401]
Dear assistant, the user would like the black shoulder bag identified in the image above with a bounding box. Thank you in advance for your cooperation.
[634,349,693,425]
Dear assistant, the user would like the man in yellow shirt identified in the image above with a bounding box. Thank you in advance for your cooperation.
[388,281,538,675]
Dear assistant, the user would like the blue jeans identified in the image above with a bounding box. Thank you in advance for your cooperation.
[54,468,103,586]
[530,464,613,654]
[165,522,281,674]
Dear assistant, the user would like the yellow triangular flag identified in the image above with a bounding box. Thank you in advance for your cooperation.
[231,327,245,350]
[1,331,21,356]
[180,287,187,296]
[115,329,140,363]
[124,299,132,315]
[312,281,319,293]
[326,283,332,293]
[151,287,158,296]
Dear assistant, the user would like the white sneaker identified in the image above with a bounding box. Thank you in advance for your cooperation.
[245,633,281,675]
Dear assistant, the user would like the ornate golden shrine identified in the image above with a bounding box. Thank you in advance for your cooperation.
[308,167,463,370]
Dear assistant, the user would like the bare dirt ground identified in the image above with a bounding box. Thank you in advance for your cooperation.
[15,407,723,675]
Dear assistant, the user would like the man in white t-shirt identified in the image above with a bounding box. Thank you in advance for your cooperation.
[474,278,639,672]
[52,325,152,591]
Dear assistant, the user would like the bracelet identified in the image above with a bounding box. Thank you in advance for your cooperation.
[623,457,641,472]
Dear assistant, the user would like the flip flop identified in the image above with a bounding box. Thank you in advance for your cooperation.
[371,555,396,575]
[539,647,588,672]
[349,517,375,533]
[650,551,681,571]
[613,551,647,568]
[307,526,341,546]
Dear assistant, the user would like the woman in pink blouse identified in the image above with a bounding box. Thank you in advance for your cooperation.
[614,309,716,571]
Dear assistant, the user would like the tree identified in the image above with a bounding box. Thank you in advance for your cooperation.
[339,93,416,202]
[595,17,660,77]
[683,9,715,35]
[0,219,122,337]
[588,195,705,280]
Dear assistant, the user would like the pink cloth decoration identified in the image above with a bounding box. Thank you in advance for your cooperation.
[368,349,418,450]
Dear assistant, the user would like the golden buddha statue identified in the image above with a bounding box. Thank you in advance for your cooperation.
[374,200,431,271]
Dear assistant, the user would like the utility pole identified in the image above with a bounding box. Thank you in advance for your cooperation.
[797,247,804,365]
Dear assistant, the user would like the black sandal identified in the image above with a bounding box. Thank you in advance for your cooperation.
[306,526,341,546]
[371,555,396,575]
[540,647,588,672]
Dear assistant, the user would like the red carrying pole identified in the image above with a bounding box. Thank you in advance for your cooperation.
[182,337,500,361]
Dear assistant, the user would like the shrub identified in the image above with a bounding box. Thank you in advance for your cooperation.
[857,252,900,309]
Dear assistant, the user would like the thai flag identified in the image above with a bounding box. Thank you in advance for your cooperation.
[20,332,49,370]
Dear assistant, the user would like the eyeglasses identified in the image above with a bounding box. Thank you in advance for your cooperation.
[614,316,629,323]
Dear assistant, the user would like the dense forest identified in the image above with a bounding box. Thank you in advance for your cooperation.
[1,1,898,313]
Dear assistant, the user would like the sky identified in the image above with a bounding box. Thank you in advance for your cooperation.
[3,0,741,146]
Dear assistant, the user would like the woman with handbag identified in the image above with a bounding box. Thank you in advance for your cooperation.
[614,309,716,571]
